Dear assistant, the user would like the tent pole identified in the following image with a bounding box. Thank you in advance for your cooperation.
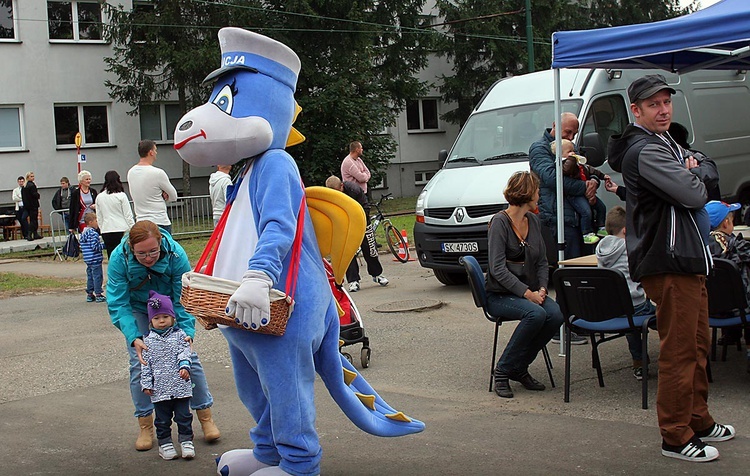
[553,68,565,357]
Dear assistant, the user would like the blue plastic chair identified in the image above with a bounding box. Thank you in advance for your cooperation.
[706,258,749,363]
[459,255,555,392]
[552,267,656,409]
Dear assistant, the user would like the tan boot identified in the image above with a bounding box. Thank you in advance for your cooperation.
[135,415,155,451]
[196,408,221,442]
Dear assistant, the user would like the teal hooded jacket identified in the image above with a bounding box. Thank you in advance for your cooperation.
[106,229,195,345]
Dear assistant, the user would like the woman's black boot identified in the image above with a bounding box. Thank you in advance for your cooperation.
[494,375,514,398]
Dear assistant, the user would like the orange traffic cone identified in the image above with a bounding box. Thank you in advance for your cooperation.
[394,229,414,262]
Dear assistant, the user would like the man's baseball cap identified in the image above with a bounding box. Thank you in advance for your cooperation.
[628,74,676,103]
[705,200,741,229]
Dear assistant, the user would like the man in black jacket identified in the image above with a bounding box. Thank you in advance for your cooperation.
[51,176,72,228]
[608,74,731,463]
[21,171,41,241]
[325,175,388,292]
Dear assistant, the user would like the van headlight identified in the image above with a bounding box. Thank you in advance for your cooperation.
[415,189,427,216]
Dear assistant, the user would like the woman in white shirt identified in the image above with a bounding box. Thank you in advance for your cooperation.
[96,170,135,257]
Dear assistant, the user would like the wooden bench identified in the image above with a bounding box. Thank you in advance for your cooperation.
[5,209,52,240]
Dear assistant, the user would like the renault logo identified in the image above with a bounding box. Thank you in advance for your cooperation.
[455,208,465,222]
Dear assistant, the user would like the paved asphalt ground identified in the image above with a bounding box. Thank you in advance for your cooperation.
[1,255,749,475]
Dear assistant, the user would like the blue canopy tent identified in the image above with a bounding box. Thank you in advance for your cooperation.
[549,0,750,262]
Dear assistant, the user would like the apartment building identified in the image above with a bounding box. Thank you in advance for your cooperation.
[0,0,458,208]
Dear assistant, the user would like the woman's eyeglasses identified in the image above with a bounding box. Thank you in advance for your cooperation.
[134,249,160,259]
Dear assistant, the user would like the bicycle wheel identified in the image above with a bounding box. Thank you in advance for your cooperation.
[385,223,409,263]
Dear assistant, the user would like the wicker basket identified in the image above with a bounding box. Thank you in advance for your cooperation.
[181,272,293,336]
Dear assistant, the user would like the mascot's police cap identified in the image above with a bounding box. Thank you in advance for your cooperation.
[203,27,301,90]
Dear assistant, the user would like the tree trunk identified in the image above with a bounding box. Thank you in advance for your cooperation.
[178,86,191,197]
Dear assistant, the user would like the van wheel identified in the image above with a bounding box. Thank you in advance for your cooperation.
[433,269,467,286]
[739,189,750,225]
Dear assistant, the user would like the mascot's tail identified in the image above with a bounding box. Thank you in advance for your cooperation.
[314,318,425,437]
[306,184,425,436]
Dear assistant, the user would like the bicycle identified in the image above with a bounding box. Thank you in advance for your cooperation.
[367,193,409,263]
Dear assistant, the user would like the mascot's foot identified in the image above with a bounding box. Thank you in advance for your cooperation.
[253,467,294,475]
[216,449,274,476]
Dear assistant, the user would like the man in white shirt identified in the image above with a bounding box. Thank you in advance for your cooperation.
[208,165,232,227]
[340,141,371,194]
[127,140,179,234]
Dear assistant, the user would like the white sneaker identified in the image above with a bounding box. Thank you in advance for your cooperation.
[373,275,389,286]
[661,436,719,462]
[348,281,360,292]
[180,440,195,459]
[159,442,178,460]
[695,422,736,442]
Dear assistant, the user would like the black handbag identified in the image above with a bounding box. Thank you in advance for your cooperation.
[63,233,80,258]
[506,257,527,281]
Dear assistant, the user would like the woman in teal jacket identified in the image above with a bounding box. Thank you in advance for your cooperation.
[106,220,220,452]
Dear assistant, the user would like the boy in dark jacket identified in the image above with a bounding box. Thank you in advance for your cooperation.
[705,200,750,358]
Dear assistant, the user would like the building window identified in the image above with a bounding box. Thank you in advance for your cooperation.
[371,175,387,190]
[414,170,436,186]
[0,106,24,150]
[47,1,103,41]
[0,0,18,41]
[140,103,182,142]
[406,98,440,132]
[54,104,110,146]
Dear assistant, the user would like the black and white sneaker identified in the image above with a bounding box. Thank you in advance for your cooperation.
[551,332,588,345]
[633,367,644,381]
[695,423,736,442]
[662,436,719,462]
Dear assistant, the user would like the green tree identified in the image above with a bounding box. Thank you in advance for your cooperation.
[434,0,686,127]
[260,0,432,187]
[102,0,433,192]
[102,1,241,195]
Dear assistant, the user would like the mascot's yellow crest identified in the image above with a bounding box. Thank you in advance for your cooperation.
[305,186,366,284]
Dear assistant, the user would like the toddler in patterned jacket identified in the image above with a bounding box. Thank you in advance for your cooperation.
[140,290,195,461]
[79,212,105,302]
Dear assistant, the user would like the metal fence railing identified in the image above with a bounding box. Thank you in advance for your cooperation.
[166,194,214,237]
[50,195,215,260]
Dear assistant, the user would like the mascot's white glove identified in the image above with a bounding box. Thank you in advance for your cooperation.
[226,270,273,330]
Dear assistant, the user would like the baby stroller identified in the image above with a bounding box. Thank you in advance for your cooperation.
[324,260,371,368]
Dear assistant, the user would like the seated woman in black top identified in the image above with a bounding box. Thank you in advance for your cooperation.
[485,171,564,398]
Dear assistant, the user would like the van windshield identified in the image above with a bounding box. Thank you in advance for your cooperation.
[445,100,582,168]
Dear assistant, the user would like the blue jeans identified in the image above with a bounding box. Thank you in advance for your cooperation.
[159,224,172,235]
[626,300,656,362]
[567,196,594,235]
[486,292,564,377]
[128,310,213,417]
[154,397,193,445]
[86,263,103,295]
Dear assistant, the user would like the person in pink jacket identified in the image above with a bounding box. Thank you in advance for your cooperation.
[340,141,371,194]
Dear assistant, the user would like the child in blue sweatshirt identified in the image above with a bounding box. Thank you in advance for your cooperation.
[79,212,104,302]
[140,291,195,461]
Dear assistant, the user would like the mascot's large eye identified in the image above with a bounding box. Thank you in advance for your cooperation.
[212,84,234,114]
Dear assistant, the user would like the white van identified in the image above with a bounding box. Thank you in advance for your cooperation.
[413,68,750,285]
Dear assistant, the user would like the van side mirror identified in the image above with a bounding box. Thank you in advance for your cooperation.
[579,132,605,167]
[437,149,448,169]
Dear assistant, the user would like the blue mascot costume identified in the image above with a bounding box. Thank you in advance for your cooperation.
[174,28,424,476]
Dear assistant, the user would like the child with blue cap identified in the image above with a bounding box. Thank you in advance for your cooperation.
[705,200,750,360]
[140,290,195,461]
